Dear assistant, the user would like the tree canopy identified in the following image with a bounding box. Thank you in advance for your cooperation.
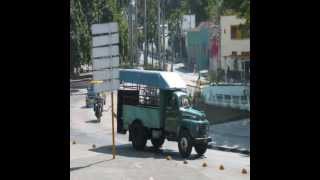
[70,0,250,75]
[70,0,128,75]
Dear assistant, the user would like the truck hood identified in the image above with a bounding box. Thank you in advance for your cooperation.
[180,107,206,120]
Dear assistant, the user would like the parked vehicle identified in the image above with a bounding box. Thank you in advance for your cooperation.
[117,69,212,158]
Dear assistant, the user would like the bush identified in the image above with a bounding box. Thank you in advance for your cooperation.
[208,70,217,83]
[217,68,225,82]
[119,63,134,69]
[144,64,162,71]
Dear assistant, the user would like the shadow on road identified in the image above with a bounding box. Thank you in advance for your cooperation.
[70,165,90,172]
[86,119,100,123]
[70,158,114,172]
[70,89,79,93]
[89,144,206,161]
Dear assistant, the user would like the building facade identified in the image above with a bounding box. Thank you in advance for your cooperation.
[186,21,216,72]
[210,15,250,82]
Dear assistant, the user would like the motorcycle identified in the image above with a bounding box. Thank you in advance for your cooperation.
[94,95,104,122]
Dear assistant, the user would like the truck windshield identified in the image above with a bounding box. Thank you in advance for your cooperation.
[179,96,191,108]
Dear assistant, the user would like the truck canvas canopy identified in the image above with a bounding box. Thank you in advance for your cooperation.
[119,69,186,90]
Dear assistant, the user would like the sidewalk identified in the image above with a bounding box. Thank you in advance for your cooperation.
[209,119,250,154]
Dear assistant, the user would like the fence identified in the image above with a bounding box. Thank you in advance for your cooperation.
[201,84,250,111]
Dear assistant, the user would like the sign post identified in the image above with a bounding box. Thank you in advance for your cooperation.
[91,22,120,159]
[111,91,115,159]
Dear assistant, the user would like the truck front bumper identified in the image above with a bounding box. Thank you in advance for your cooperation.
[193,137,212,144]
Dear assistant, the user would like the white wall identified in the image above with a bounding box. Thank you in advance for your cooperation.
[220,16,250,58]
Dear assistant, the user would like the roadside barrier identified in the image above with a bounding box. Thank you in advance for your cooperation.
[183,160,188,164]
[241,168,247,174]
[202,162,207,167]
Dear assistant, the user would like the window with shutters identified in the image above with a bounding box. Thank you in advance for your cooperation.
[231,25,249,40]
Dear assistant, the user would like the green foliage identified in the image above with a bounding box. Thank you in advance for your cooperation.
[70,0,250,75]
[70,0,128,76]
[222,0,250,24]
[143,64,161,71]
[208,70,217,83]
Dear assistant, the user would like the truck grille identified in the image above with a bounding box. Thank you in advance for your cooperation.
[199,124,208,136]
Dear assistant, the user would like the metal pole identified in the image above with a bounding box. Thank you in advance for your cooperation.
[111,91,116,159]
[243,62,246,82]
[157,0,161,68]
[162,1,165,70]
[171,32,174,72]
[218,1,222,82]
[144,0,147,67]
[129,1,133,66]
[134,1,137,65]
[151,38,154,66]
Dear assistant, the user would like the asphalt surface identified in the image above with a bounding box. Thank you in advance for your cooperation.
[70,88,250,180]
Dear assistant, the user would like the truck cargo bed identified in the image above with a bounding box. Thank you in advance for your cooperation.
[122,105,161,129]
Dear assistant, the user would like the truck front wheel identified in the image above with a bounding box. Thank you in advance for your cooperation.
[178,130,193,158]
[130,122,147,150]
[194,142,208,156]
[151,137,165,149]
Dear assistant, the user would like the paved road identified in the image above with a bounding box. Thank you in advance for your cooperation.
[210,119,250,152]
[70,89,250,180]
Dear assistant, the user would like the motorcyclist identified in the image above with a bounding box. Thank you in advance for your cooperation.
[94,93,104,121]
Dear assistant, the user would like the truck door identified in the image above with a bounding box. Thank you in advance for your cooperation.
[165,94,179,134]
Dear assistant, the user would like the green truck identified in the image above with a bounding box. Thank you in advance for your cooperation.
[117,69,211,158]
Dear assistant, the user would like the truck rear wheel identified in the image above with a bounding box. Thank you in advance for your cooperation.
[130,122,147,150]
[194,142,208,156]
[178,130,193,158]
[151,137,165,149]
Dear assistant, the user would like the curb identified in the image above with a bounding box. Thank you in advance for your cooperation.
[208,144,250,155]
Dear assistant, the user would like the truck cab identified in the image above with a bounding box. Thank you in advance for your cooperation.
[117,69,211,158]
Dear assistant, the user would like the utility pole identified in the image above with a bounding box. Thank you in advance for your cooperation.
[134,1,138,65]
[171,26,176,72]
[144,0,147,67]
[157,0,161,69]
[151,38,154,67]
[162,0,166,70]
[129,0,137,66]
[216,0,222,82]
[129,0,133,66]
[111,92,116,159]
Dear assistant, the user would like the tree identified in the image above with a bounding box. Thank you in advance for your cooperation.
[70,0,129,76]
[222,0,250,24]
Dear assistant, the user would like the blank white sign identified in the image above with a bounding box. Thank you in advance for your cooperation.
[92,45,119,58]
[94,79,120,93]
[92,33,119,47]
[93,69,119,81]
[91,22,120,92]
[93,57,119,70]
[91,22,118,35]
